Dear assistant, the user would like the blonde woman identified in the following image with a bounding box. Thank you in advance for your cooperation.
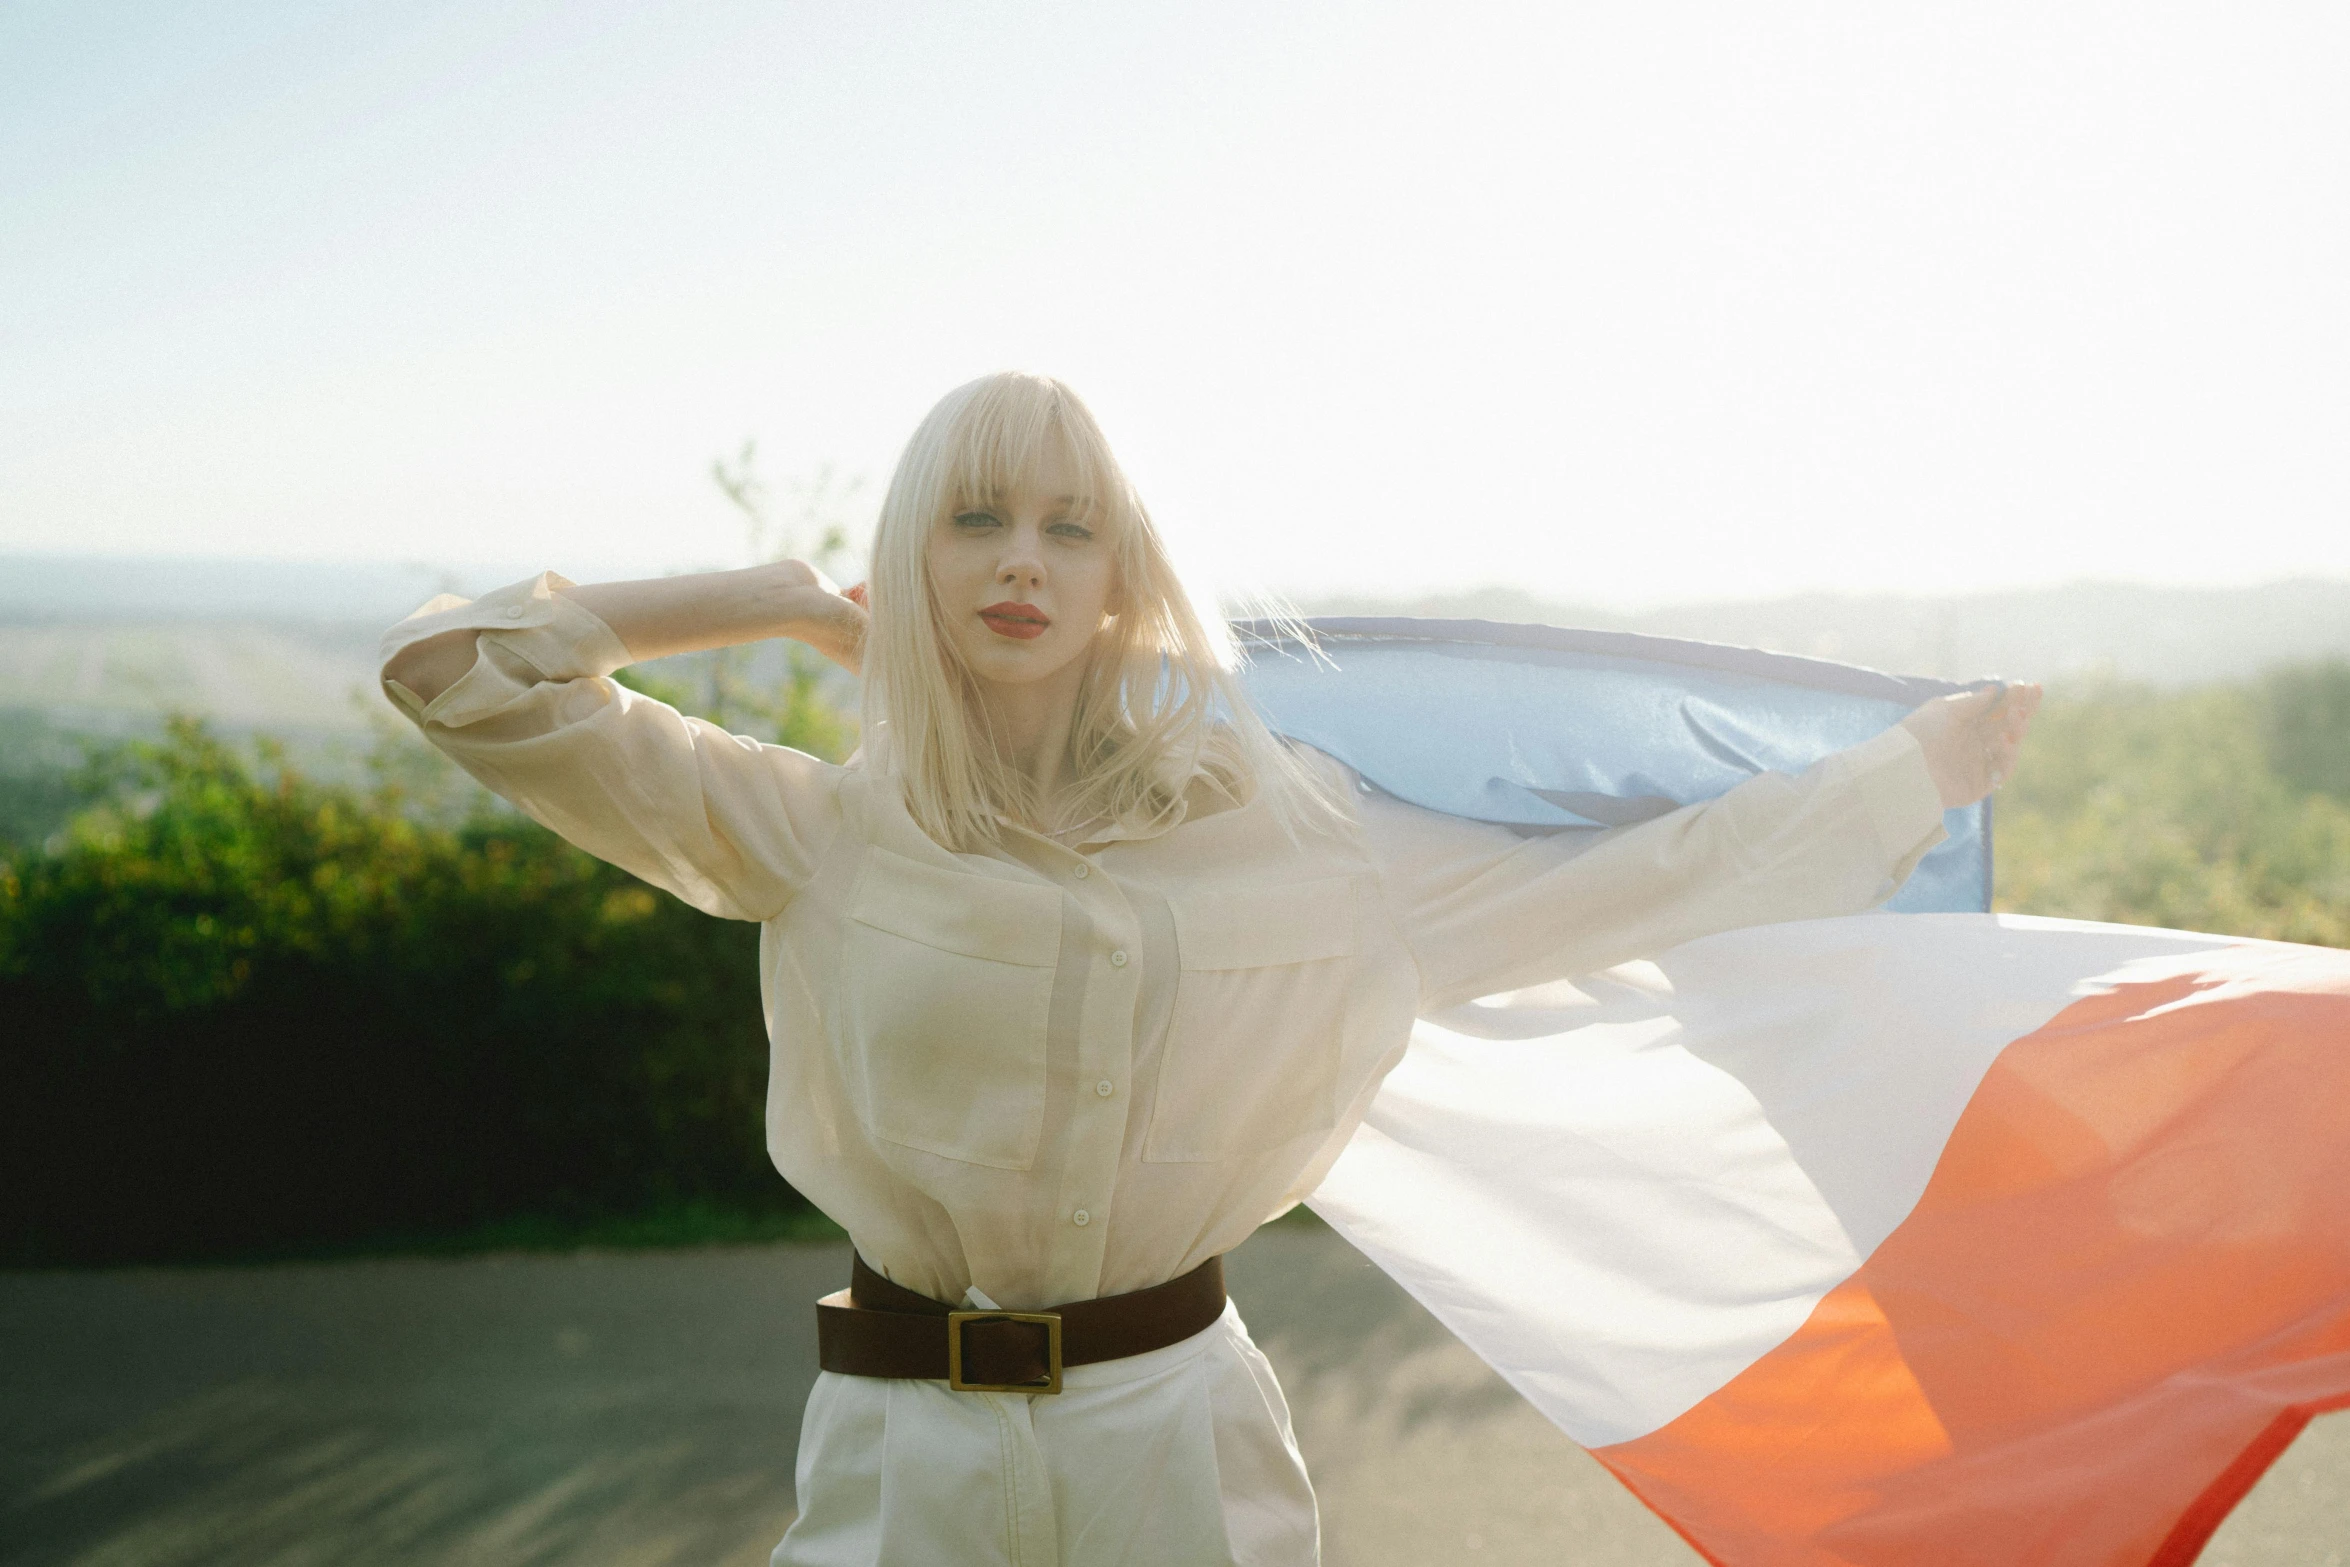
[381,371,2039,1566]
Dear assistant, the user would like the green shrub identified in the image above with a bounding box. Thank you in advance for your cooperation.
[0,719,793,1265]
[0,709,91,851]
[1994,678,2350,947]
[2261,660,2350,799]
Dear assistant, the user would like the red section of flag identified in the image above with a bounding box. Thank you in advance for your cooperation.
[1593,945,2350,1567]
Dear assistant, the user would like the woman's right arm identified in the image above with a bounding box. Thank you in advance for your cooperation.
[380,566,867,923]
[384,560,864,705]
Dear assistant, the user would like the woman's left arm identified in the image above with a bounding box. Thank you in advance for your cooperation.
[1365,682,2042,1013]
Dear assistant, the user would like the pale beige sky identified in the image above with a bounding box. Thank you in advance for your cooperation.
[3,1,2344,606]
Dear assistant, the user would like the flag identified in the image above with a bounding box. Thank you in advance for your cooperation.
[1237,615,1993,914]
[1240,620,2350,1566]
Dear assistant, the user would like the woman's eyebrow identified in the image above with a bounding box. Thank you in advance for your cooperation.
[963,491,1093,515]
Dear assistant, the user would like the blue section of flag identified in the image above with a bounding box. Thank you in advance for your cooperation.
[1236,618,1991,915]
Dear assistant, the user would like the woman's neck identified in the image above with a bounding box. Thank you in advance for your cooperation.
[973,660,1090,826]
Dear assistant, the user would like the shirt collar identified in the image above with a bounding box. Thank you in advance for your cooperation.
[991,767,1248,853]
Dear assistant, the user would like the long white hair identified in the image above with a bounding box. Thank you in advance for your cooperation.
[860,371,1337,851]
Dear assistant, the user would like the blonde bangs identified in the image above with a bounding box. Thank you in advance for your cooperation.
[861,371,1337,852]
[937,383,1121,544]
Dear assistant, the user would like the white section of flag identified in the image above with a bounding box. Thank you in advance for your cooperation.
[1309,912,2240,1448]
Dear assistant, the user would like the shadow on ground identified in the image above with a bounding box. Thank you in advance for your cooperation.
[5,1226,2344,1566]
[3,1245,822,1566]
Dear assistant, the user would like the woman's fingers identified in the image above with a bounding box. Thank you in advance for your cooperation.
[800,581,869,675]
[1977,682,2042,791]
[1901,681,2041,806]
[1959,687,2007,790]
[1992,684,2040,741]
[2010,684,2043,738]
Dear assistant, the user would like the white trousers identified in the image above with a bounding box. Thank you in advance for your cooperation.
[773,1301,1320,1567]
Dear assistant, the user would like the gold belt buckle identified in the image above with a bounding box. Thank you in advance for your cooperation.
[946,1309,1063,1394]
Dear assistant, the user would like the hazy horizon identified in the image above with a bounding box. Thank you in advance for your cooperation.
[6,555,2347,737]
[9,547,2350,623]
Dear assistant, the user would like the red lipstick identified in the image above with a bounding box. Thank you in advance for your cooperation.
[979,601,1050,640]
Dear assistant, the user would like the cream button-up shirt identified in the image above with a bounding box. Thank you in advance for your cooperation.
[383,574,1949,1313]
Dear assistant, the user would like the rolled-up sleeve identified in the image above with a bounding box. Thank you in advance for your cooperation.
[380,572,841,922]
[1361,722,1950,1011]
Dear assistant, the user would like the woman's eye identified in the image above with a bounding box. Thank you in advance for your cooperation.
[1048,521,1095,541]
[952,511,1000,530]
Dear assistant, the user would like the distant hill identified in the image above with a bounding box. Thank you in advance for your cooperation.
[1302,579,2350,688]
[0,556,642,737]
[0,617,384,736]
[0,555,584,625]
[3,555,2346,735]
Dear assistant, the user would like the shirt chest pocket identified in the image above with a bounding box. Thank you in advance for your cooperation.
[1143,877,1360,1164]
[837,849,1064,1171]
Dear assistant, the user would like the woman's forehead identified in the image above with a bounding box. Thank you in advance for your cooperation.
[954,446,1102,511]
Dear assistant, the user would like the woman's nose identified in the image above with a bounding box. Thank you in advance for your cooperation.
[996,539,1045,586]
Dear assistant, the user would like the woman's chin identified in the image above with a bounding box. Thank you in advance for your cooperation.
[962,640,1087,692]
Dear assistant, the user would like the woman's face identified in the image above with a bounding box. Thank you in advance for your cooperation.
[926,438,1119,694]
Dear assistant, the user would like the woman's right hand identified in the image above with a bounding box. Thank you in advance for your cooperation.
[769,559,868,675]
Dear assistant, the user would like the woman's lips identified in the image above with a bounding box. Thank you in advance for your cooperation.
[979,602,1050,641]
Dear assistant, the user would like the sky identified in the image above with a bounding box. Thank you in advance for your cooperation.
[2,1,2344,607]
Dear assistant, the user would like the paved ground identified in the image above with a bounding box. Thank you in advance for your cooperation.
[4,1225,2345,1566]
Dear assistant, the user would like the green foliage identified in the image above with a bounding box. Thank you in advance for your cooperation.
[0,718,797,1265]
[773,646,857,759]
[690,442,867,757]
[0,709,94,851]
[0,442,877,1264]
[619,644,855,761]
[1994,675,2350,947]
[2261,659,2350,799]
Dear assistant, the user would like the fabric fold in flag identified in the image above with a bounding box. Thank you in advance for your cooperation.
[1236,616,1993,914]
[1308,912,2350,1567]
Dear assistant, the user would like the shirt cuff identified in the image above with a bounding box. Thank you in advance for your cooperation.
[379,572,635,722]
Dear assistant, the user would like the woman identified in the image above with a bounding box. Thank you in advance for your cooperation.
[382,371,2039,1566]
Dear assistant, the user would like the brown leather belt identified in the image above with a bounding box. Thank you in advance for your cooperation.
[816,1254,1226,1395]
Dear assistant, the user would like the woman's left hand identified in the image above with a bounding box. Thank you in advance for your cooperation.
[1899,682,2044,809]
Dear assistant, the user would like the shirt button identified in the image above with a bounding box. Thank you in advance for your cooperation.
[503,606,525,620]
[1110,949,1129,968]
[1072,1209,1091,1227]
[1073,863,1090,880]
[1095,1079,1115,1097]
